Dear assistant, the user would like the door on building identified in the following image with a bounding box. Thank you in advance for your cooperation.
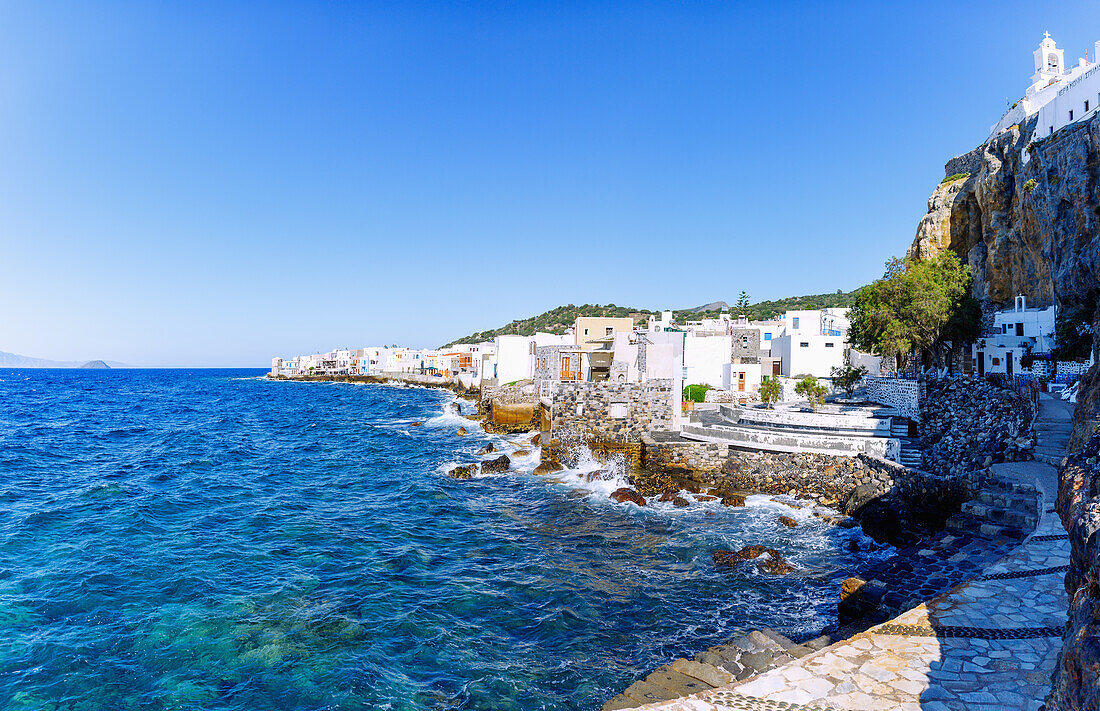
[738,372,745,391]
[978,351,985,376]
[561,355,574,381]
[1007,352,1014,378]
[772,361,781,377]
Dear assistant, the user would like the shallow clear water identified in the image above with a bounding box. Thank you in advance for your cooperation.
[0,369,888,710]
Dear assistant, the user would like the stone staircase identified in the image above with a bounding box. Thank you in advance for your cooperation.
[945,476,1040,540]
[1033,410,1073,465]
[891,416,923,468]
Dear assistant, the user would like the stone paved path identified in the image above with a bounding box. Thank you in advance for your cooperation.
[636,395,1073,711]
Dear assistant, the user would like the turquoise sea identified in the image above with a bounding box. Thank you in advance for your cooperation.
[0,369,887,710]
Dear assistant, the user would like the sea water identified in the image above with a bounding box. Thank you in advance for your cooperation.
[0,369,889,710]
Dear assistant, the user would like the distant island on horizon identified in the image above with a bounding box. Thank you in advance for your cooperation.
[0,351,128,368]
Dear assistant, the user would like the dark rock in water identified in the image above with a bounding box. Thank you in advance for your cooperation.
[79,360,109,369]
[533,460,563,476]
[757,556,795,575]
[477,443,496,455]
[530,432,541,445]
[712,545,793,574]
[610,488,646,506]
[480,455,510,474]
[448,464,477,480]
[511,449,529,458]
[456,427,468,436]
[658,493,678,502]
[695,494,718,501]
[671,496,690,508]
[721,494,746,507]
[410,422,423,427]
[447,402,461,415]
[777,515,798,528]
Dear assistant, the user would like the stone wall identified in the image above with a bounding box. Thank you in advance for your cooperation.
[1049,434,1100,710]
[919,377,1036,477]
[730,328,761,363]
[865,377,921,420]
[944,148,982,178]
[550,380,675,443]
[634,442,969,547]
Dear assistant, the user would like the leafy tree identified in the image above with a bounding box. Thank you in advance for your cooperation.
[794,376,828,410]
[848,251,973,370]
[758,377,782,408]
[683,384,712,403]
[831,364,868,397]
[1053,303,1095,361]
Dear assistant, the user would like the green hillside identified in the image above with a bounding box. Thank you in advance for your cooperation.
[440,291,856,347]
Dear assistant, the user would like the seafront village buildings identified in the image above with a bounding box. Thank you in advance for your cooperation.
[271,307,856,396]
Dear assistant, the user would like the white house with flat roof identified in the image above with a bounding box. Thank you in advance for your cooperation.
[973,295,1056,377]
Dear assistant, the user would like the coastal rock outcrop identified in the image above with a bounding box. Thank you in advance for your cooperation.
[448,464,477,480]
[712,546,793,575]
[777,515,798,528]
[610,488,647,506]
[1049,435,1100,709]
[456,427,468,436]
[480,455,510,474]
[477,443,496,455]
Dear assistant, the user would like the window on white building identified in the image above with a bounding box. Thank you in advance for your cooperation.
[800,342,809,348]
[583,328,589,336]
[825,342,835,348]
[605,326,613,335]
[792,317,800,329]
[1070,109,1075,121]
[1086,100,1090,112]
[609,402,628,419]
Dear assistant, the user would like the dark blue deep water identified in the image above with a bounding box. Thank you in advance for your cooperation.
[0,369,887,710]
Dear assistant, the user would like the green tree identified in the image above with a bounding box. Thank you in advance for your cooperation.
[830,364,868,397]
[736,291,750,311]
[759,377,782,408]
[683,384,712,403]
[794,376,828,410]
[1052,303,1095,362]
[848,251,973,370]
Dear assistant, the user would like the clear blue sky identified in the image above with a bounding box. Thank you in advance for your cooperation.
[2,1,1098,366]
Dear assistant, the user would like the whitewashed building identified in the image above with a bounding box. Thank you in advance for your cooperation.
[989,34,1100,146]
[973,295,1056,377]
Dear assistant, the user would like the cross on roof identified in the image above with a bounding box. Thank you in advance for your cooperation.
[1044,31,1051,39]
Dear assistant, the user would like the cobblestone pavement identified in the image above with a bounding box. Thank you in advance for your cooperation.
[637,397,1072,711]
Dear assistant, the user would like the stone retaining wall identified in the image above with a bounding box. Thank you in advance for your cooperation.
[920,377,1036,477]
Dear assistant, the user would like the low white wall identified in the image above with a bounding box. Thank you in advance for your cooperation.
[865,377,921,421]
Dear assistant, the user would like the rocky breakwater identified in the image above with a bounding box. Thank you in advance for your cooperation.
[1049,433,1100,710]
[920,376,1037,475]
[636,448,966,548]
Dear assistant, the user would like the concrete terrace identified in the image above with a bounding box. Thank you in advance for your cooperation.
[626,394,1073,711]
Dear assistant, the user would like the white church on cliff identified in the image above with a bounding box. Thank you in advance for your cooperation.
[989,33,1100,143]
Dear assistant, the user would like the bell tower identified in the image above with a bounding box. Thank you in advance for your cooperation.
[1032,32,1065,86]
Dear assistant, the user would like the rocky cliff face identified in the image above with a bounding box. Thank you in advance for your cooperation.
[910,117,1100,710]
[909,115,1100,312]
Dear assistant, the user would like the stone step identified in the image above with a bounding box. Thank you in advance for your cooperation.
[644,664,714,696]
[1033,421,1073,432]
[975,489,1039,513]
[960,501,1038,529]
[946,513,1027,540]
[1035,452,1067,466]
[1034,445,1068,458]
